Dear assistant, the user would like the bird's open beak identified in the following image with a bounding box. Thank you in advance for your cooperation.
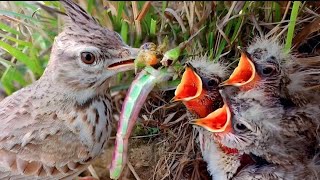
[191,102,231,133]
[173,65,203,102]
[220,52,260,90]
[172,64,215,118]
[107,47,140,72]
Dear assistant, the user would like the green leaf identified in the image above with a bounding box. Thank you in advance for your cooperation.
[120,21,128,43]
[0,57,16,68]
[87,0,95,14]
[0,9,40,22]
[116,2,125,30]
[14,1,39,11]
[161,1,167,15]
[273,2,281,22]
[285,1,301,53]
[1,66,27,95]
[0,41,43,75]
[208,31,214,60]
[150,18,156,36]
[0,33,32,47]
[1,68,15,94]
[43,1,60,7]
[0,22,20,35]
[214,19,233,62]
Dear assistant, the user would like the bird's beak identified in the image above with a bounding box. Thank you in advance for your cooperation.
[191,102,231,133]
[173,65,203,102]
[220,52,260,90]
[107,47,140,72]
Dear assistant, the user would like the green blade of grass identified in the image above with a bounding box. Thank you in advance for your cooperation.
[87,0,95,15]
[208,31,214,60]
[0,22,20,35]
[230,17,243,43]
[214,20,233,62]
[14,1,38,11]
[0,9,40,22]
[161,1,167,15]
[273,2,281,22]
[1,66,27,95]
[0,57,16,68]
[29,46,44,73]
[230,1,249,43]
[0,68,15,94]
[150,18,156,36]
[120,20,129,44]
[43,1,60,7]
[0,41,43,75]
[116,2,125,30]
[0,34,32,47]
[284,1,301,53]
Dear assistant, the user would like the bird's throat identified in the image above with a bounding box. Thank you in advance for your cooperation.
[183,91,214,118]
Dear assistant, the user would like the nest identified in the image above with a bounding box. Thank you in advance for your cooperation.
[109,87,212,180]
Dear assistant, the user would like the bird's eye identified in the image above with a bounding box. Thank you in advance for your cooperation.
[261,66,275,76]
[81,52,96,64]
[269,56,276,60]
[207,79,218,87]
[234,122,248,132]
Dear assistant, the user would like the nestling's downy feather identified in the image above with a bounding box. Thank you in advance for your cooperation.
[189,55,229,80]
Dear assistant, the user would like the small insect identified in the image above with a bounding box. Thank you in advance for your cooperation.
[134,37,169,73]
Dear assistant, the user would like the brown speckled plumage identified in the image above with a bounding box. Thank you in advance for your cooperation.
[0,0,139,179]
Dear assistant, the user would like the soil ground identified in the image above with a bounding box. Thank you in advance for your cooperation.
[87,138,159,180]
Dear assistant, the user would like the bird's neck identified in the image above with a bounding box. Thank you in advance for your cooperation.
[35,41,114,157]
[33,74,112,158]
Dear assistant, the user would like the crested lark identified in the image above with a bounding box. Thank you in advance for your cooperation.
[0,0,139,179]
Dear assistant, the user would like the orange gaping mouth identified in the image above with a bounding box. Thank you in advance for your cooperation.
[173,66,216,118]
[173,66,202,102]
[220,52,261,90]
[192,103,231,133]
[107,59,135,69]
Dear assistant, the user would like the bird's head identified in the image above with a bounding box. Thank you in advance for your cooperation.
[46,0,139,93]
[173,56,228,118]
[194,87,283,147]
[220,38,285,94]
[193,88,283,177]
[193,87,287,170]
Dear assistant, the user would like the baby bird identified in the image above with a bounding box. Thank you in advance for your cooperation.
[174,57,226,118]
[221,38,320,107]
[194,90,320,179]
[195,38,320,179]
[173,56,253,179]
[0,0,139,179]
[222,89,319,179]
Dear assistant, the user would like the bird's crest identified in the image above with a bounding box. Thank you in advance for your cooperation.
[60,0,98,24]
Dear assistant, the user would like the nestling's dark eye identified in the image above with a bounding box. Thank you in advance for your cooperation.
[234,122,248,132]
[269,56,276,60]
[81,52,95,64]
[262,66,275,76]
[207,79,218,87]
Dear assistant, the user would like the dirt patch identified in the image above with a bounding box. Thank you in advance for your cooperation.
[84,138,158,180]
